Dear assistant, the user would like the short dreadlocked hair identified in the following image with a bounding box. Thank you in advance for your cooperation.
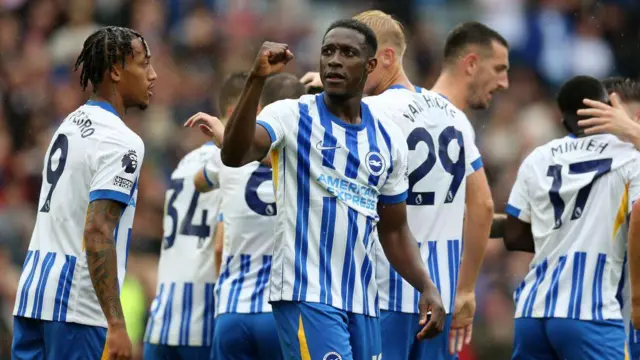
[74,26,149,92]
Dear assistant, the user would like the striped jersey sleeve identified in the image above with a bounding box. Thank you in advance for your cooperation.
[256,99,299,149]
[507,152,535,223]
[89,131,144,206]
[377,122,409,204]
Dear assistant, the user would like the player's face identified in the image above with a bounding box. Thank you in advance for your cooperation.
[120,38,157,110]
[468,41,509,110]
[320,28,377,99]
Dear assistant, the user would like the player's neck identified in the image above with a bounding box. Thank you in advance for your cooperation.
[91,89,126,120]
[323,92,362,124]
[377,65,413,95]
[432,71,468,111]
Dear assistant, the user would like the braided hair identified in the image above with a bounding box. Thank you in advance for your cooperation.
[74,26,148,92]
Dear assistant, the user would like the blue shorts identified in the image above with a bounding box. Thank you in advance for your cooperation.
[630,343,640,360]
[628,326,640,360]
[212,312,282,360]
[12,316,107,360]
[380,310,457,360]
[513,318,625,360]
[143,343,211,360]
[271,301,381,360]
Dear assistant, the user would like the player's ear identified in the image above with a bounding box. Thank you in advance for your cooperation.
[380,48,394,68]
[109,65,122,83]
[367,57,378,75]
[462,53,478,77]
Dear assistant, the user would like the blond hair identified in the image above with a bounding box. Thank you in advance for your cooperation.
[353,10,406,57]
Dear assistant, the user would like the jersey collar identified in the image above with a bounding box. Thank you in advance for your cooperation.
[386,84,424,93]
[316,93,370,131]
[86,100,120,118]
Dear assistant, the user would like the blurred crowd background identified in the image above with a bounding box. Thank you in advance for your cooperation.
[0,0,639,359]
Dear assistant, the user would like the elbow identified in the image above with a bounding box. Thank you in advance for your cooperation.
[482,197,495,217]
[215,242,223,260]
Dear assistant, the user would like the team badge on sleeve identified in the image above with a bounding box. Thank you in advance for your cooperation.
[121,150,138,174]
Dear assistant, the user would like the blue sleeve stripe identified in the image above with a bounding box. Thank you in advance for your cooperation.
[379,191,408,205]
[505,204,521,218]
[89,189,130,205]
[217,213,224,222]
[256,121,276,144]
[471,157,484,171]
[203,168,214,188]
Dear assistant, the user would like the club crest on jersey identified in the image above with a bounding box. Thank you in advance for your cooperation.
[121,150,138,174]
[323,352,342,360]
[365,151,386,176]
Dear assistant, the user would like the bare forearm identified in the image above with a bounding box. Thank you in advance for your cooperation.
[84,200,125,326]
[380,230,430,292]
[629,207,640,312]
[221,75,267,167]
[458,201,493,292]
[214,223,224,278]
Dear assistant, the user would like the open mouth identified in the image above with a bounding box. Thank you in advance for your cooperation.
[148,84,155,97]
[325,72,346,84]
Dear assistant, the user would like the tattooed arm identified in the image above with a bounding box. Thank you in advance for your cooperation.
[84,199,127,326]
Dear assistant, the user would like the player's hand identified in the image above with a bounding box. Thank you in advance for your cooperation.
[105,324,132,360]
[417,280,446,340]
[577,92,639,141]
[300,72,323,92]
[184,112,224,147]
[449,290,475,354]
[251,42,294,78]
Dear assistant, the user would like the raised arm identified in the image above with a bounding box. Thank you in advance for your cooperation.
[377,202,445,339]
[84,199,132,359]
[578,93,640,149]
[221,42,293,167]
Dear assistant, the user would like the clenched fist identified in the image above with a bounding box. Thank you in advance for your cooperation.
[251,42,294,78]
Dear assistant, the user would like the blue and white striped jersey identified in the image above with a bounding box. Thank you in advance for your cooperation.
[203,152,277,315]
[14,101,144,328]
[257,93,409,316]
[365,86,482,314]
[507,134,640,321]
[144,144,221,346]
